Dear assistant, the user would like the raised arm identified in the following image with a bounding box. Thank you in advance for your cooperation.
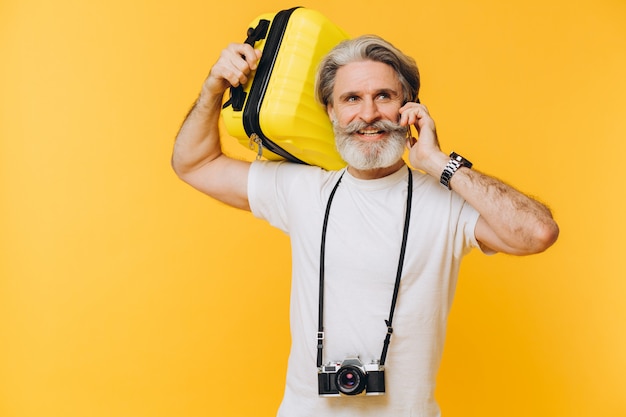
[171,43,262,210]
[401,103,559,255]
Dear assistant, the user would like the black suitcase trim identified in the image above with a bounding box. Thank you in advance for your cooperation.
[242,7,308,165]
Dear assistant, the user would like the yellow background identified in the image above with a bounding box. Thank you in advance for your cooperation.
[2,0,625,416]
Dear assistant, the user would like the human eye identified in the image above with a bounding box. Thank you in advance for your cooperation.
[376,91,393,101]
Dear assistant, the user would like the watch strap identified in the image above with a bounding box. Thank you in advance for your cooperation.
[440,152,472,190]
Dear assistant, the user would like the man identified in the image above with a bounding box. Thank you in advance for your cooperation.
[172,35,559,417]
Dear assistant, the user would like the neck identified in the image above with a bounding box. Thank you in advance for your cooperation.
[347,160,406,180]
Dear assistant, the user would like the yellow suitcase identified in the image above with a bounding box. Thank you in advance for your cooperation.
[221,7,349,170]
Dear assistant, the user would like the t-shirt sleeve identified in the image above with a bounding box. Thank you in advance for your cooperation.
[247,161,290,233]
[456,197,498,256]
[458,199,482,256]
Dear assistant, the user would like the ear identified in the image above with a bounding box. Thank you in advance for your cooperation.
[327,104,336,123]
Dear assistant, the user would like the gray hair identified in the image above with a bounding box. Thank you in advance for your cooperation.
[315,35,420,107]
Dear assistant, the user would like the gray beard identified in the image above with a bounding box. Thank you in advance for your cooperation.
[333,119,408,170]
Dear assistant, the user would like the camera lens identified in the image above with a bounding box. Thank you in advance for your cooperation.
[340,372,357,387]
[336,365,366,395]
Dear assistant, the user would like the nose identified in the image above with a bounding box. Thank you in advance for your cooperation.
[358,98,381,123]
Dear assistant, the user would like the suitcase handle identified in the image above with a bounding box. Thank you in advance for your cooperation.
[222,19,271,111]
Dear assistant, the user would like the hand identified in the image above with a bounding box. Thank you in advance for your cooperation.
[399,102,448,176]
[202,43,263,97]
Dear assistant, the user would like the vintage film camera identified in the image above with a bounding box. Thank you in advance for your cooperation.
[318,356,385,396]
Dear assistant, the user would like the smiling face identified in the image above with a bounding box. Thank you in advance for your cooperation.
[327,60,408,173]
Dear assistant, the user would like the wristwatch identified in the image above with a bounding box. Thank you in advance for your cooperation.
[440,152,473,190]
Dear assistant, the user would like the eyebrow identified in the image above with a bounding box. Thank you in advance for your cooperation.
[337,88,401,102]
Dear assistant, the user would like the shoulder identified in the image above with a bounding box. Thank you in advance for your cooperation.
[409,168,478,221]
[247,161,345,228]
[250,161,343,190]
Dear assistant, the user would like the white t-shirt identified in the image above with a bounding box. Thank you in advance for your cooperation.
[248,161,481,417]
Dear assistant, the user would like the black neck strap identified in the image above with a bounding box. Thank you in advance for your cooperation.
[316,166,413,367]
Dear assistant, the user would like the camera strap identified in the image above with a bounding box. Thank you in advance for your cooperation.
[317,166,413,368]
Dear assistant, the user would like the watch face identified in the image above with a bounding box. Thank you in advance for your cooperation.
[450,152,472,169]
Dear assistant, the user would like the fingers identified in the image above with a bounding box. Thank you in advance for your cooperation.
[208,43,262,91]
[398,102,431,127]
[398,102,438,140]
[222,43,261,86]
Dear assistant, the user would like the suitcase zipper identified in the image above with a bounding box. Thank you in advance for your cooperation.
[242,7,307,165]
[249,133,264,160]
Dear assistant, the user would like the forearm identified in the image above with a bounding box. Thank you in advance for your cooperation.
[171,88,224,178]
[450,165,559,255]
[403,103,558,255]
[172,42,260,179]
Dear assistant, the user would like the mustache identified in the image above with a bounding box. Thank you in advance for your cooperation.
[338,119,409,136]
